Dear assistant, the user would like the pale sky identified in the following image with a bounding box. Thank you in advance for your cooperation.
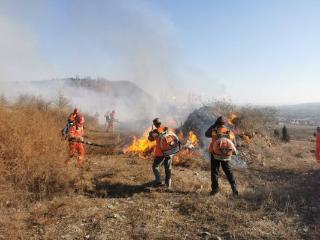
[0,0,319,105]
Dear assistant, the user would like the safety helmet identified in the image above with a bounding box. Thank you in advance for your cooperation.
[153,118,161,127]
[216,116,226,126]
[73,108,79,114]
[75,115,85,125]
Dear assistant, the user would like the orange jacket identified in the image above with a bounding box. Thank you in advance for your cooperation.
[209,125,235,159]
[150,126,167,157]
[68,113,77,123]
[68,125,84,140]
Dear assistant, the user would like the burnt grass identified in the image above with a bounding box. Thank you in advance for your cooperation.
[1,133,320,239]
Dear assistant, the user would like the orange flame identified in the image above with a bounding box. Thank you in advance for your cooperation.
[188,131,199,146]
[123,130,156,157]
[124,129,201,164]
[173,131,200,165]
[227,112,238,126]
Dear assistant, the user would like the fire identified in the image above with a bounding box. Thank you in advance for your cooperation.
[188,131,199,146]
[173,131,199,165]
[124,129,201,164]
[123,130,156,157]
[227,112,238,126]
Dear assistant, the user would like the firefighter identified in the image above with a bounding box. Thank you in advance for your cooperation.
[104,111,110,131]
[62,108,82,139]
[205,116,238,196]
[106,110,116,132]
[65,115,85,167]
[68,108,80,123]
[148,118,172,188]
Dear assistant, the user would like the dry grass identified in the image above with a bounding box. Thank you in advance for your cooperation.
[7,146,316,240]
[0,99,76,203]
[1,100,319,239]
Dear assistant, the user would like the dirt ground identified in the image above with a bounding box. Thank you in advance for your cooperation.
[1,129,319,240]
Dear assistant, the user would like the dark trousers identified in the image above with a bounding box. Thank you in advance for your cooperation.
[210,154,236,191]
[152,156,172,184]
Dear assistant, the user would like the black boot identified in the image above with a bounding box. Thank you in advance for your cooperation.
[153,181,164,188]
[210,188,219,196]
[231,185,238,196]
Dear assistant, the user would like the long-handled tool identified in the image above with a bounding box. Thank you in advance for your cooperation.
[69,138,116,148]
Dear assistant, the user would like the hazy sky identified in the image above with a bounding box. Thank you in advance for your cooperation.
[0,0,319,105]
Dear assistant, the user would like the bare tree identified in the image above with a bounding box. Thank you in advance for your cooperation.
[55,91,70,109]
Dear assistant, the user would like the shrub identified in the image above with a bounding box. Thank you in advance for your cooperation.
[0,99,75,202]
[281,125,290,143]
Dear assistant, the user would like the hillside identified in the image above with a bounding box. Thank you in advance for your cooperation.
[277,103,320,125]
[0,78,159,123]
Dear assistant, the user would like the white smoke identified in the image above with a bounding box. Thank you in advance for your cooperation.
[0,1,52,83]
[0,16,52,82]
[0,0,204,127]
[66,0,183,100]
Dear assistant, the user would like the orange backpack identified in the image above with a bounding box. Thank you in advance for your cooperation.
[159,131,181,156]
[210,127,236,158]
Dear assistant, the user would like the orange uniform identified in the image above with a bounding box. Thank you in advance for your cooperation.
[66,125,85,167]
[150,127,167,157]
[149,124,172,187]
[209,126,236,160]
[68,113,77,123]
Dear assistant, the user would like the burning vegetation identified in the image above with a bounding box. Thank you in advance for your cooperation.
[123,129,201,164]
[122,103,277,170]
[122,105,240,165]
[0,97,319,239]
[123,130,156,158]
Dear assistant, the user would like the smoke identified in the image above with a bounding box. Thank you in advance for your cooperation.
[0,1,52,83]
[0,0,199,127]
[67,0,182,100]
[0,16,52,82]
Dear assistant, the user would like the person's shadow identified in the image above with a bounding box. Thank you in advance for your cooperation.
[85,171,154,198]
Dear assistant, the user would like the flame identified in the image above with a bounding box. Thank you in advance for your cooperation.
[227,112,238,126]
[173,147,201,166]
[173,131,200,165]
[124,129,201,164]
[123,130,156,157]
[188,131,199,145]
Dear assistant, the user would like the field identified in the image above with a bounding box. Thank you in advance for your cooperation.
[275,124,317,141]
[0,101,319,239]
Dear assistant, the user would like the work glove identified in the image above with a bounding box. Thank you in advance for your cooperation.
[148,131,155,141]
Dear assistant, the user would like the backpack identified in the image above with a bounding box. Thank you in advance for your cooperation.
[210,127,236,158]
[159,131,181,156]
[61,122,74,139]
